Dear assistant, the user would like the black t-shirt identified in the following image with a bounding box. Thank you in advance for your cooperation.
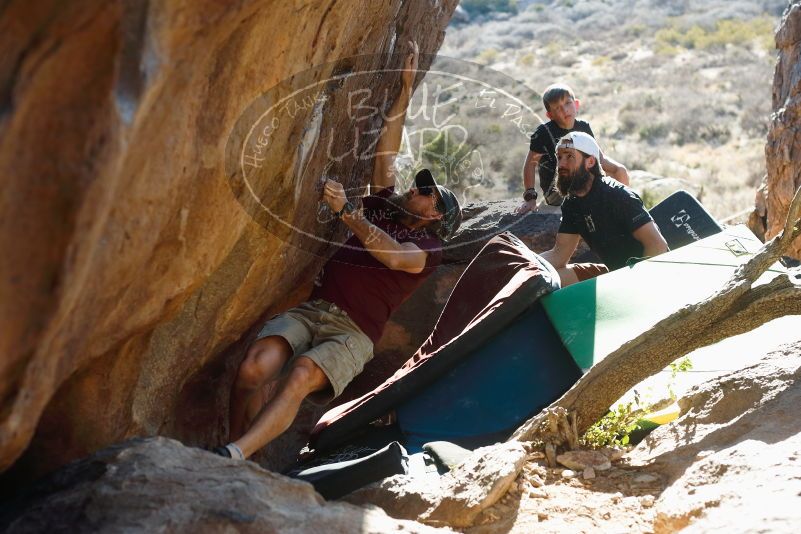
[559,177,653,270]
[529,119,594,193]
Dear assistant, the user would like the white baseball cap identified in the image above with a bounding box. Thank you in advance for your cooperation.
[557,131,600,159]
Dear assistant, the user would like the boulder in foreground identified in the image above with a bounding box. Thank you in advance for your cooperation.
[0,437,450,534]
[629,340,801,532]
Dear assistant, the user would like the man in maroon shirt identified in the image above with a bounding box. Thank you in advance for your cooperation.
[215,43,462,460]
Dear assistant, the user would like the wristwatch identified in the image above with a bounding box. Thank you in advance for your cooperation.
[335,201,355,218]
[523,188,538,202]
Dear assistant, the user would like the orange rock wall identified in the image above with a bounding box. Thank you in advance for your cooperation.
[754,1,801,257]
[0,0,457,476]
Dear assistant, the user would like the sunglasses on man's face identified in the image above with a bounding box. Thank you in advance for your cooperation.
[416,180,446,215]
[414,187,445,215]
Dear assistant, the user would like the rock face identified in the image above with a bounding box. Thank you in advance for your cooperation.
[556,450,611,472]
[345,441,527,528]
[752,1,801,257]
[627,341,801,532]
[0,0,458,477]
[0,437,450,534]
[627,170,702,208]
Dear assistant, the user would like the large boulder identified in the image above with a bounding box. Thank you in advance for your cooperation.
[752,1,801,258]
[0,0,458,478]
[627,340,801,532]
[0,437,450,533]
[628,170,702,208]
[345,441,527,528]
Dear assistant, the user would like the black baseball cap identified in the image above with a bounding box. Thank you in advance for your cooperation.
[414,169,462,241]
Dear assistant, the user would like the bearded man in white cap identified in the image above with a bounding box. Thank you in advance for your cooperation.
[541,131,668,287]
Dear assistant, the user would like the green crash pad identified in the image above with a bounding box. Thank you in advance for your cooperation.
[541,225,786,371]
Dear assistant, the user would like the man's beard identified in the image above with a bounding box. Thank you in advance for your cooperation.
[386,192,429,227]
[557,165,593,196]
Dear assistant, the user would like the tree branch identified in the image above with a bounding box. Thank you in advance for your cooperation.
[736,184,801,281]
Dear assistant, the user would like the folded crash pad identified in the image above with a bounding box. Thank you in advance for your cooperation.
[650,190,723,250]
[310,232,565,454]
[395,301,581,452]
[289,440,408,500]
[542,225,786,371]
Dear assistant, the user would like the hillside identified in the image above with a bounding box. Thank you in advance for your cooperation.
[427,0,786,221]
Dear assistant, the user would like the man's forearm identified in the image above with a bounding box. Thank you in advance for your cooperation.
[522,151,543,191]
[540,233,580,269]
[643,240,669,258]
[633,222,669,259]
[610,166,630,186]
[376,87,411,159]
[523,160,537,190]
[341,209,425,271]
[540,249,563,269]
[371,86,411,190]
[601,156,630,186]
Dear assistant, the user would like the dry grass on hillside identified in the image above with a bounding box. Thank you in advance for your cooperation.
[427,0,785,222]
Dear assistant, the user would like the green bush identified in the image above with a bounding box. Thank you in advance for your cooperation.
[581,402,643,448]
[517,53,535,66]
[626,23,648,38]
[643,94,663,112]
[668,357,693,399]
[421,130,483,194]
[655,16,775,53]
[674,123,731,146]
[617,110,640,135]
[640,189,661,211]
[638,123,670,143]
[582,357,694,448]
[475,47,500,64]
[460,0,518,17]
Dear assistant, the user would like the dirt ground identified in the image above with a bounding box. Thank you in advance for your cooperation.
[468,452,665,534]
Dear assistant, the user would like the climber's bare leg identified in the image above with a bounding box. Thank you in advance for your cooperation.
[229,336,292,441]
[243,380,281,430]
[233,356,329,458]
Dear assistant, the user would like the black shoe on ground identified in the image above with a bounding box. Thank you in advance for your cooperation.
[211,445,232,458]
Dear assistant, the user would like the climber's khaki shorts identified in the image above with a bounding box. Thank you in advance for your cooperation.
[256,299,374,402]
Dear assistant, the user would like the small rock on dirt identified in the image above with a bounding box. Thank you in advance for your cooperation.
[598,446,625,462]
[633,473,659,484]
[528,487,548,499]
[557,450,612,471]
